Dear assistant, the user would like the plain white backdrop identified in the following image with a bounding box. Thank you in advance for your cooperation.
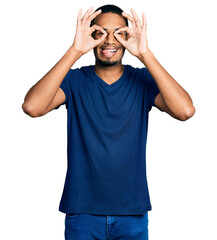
[1,0,216,239]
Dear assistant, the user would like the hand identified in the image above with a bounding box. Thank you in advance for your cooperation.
[114,8,149,58]
[71,6,108,55]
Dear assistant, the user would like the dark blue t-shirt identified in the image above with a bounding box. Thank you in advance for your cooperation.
[55,64,160,215]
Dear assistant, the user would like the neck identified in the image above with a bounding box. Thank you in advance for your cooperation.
[94,62,124,84]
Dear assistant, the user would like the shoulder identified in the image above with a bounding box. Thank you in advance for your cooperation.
[66,65,91,82]
[126,64,147,74]
[126,65,148,82]
[80,65,94,72]
[67,65,92,74]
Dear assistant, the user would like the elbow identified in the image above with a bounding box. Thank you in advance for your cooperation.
[22,102,43,118]
[178,105,196,121]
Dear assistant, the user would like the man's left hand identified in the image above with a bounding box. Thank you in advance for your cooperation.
[114,8,149,58]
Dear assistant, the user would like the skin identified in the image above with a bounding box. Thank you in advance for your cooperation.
[72,7,195,120]
[91,12,127,84]
[22,6,195,121]
[72,8,128,84]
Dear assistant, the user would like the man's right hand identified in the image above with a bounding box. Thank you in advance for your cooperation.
[22,6,107,117]
[71,6,107,55]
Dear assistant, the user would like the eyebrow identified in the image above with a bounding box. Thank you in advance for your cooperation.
[103,27,121,31]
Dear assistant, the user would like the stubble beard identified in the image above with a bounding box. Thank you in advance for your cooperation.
[97,58,118,67]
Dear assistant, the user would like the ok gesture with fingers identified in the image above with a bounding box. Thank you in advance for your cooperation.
[114,8,149,58]
[72,6,108,55]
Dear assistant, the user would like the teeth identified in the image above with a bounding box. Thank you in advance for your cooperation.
[103,49,117,52]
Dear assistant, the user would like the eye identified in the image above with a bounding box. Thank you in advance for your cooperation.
[114,31,123,35]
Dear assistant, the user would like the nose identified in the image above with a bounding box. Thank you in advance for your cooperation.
[104,32,118,44]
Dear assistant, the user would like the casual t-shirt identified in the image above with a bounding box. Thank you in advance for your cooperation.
[55,64,160,215]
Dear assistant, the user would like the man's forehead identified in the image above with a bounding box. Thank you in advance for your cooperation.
[93,12,127,27]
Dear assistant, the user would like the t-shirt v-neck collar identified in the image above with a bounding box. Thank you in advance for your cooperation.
[91,65,128,89]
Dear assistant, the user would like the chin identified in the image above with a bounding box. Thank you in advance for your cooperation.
[97,59,119,66]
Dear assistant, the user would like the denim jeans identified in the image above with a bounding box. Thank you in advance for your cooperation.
[65,212,148,240]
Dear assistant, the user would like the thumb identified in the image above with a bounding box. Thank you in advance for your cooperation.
[94,32,108,45]
[114,32,127,46]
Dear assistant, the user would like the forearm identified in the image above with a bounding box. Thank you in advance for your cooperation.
[22,46,82,115]
[138,49,195,118]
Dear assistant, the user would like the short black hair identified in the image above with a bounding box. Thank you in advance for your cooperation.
[90,4,128,27]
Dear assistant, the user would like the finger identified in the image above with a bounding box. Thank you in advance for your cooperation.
[114,26,132,36]
[87,9,102,23]
[114,36,127,47]
[94,33,108,45]
[130,8,141,28]
[81,6,94,22]
[114,33,127,46]
[77,8,83,27]
[90,24,107,35]
[122,12,136,29]
[93,28,108,45]
[142,12,147,28]
[114,27,131,46]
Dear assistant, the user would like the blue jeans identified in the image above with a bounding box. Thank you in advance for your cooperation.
[65,212,148,240]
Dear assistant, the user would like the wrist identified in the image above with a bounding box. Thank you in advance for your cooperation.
[66,45,83,59]
[137,49,153,62]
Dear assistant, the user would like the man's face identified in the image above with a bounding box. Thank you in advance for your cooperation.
[92,13,127,67]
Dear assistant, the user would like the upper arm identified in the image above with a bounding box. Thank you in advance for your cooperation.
[154,93,165,112]
[44,88,66,114]
[154,93,176,117]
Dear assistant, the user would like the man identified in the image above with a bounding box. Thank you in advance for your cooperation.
[22,4,195,240]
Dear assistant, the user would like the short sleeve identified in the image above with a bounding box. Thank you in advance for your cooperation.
[146,69,160,111]
[54,69,72,109]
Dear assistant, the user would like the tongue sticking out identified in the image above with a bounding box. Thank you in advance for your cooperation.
[101,49,117,57]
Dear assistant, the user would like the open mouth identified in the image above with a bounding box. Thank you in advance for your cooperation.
[100,48,119,57]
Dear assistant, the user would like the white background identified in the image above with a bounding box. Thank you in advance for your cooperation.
[1,0,216,239]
